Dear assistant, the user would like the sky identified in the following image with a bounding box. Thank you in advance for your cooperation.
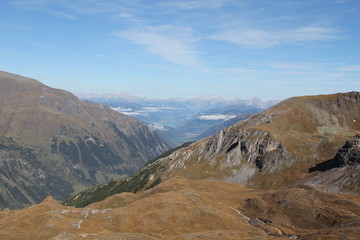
[0,0,359,100]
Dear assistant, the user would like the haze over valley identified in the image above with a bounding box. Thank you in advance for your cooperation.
[79,93,277,146]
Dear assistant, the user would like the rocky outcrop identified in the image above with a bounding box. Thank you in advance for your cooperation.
[308,134,360,194]
[334,134,360,166]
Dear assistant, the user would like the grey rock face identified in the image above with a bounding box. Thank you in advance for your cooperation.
[308,134,360,194]
[201,127,292,173]
[335,134,360,166]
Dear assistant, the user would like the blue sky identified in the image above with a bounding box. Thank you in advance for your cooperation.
[0,0,359,100]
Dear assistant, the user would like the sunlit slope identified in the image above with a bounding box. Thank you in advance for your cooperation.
[2,178,360,239]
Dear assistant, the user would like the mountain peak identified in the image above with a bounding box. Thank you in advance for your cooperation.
[0,70,44,87]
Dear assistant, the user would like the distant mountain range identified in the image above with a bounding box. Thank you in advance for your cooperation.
[77,93,279,116]
[78,93,277,146]
[0,71,169,209]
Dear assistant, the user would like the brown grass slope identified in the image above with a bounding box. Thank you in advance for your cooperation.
[1,178,360,239]
[0,71,168,209]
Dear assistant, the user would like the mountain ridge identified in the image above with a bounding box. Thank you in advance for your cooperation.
[64,91,360,207]
[1,90,360,239]
[0,70,169,209]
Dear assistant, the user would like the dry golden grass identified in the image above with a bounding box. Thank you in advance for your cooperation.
[1,177,359,240]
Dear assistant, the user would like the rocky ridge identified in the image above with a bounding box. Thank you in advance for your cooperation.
[64,92,360,207]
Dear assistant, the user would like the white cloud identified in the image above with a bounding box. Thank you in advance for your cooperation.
[270,63,310,70]
[44,9,75,20]
[198,114,236,121]
[118,111,147,116]
[212,29,272,47]
[10,0,50,9]
[111,107,132,112]
[10,0,129,17]
[148,123,166,131]
[211,26,340,48]
[165,0,229,9]
[111,105,183,116]
[111,107,147,116]
[143,106,182,112]
[119,26,201,67]
[337,65,360,71]
[285,27,340,41]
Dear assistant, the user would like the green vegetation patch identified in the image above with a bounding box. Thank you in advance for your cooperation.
[62,161,165,208]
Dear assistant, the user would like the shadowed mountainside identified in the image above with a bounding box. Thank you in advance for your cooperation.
[0,71,169,209]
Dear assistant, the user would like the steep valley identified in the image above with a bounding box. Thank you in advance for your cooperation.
[0,89,360,239]
[65,92,360,209]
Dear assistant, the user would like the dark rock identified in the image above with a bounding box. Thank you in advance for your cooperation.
[309,135,360,173]
[334,134,360,166]
[258,217,272,224]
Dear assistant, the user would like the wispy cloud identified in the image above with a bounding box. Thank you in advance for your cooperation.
[10,0,129,18]
[163,0,230,9]
[211,26,340,48]
[337,65,360,71]
[116,13,144,24]
[269,63,311,70]
[0,21,31,30]
[43,9,75,20]
[119,26,201,67]
[10,0,51,9]
[218,61,358,86]
[10,0,74,19]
